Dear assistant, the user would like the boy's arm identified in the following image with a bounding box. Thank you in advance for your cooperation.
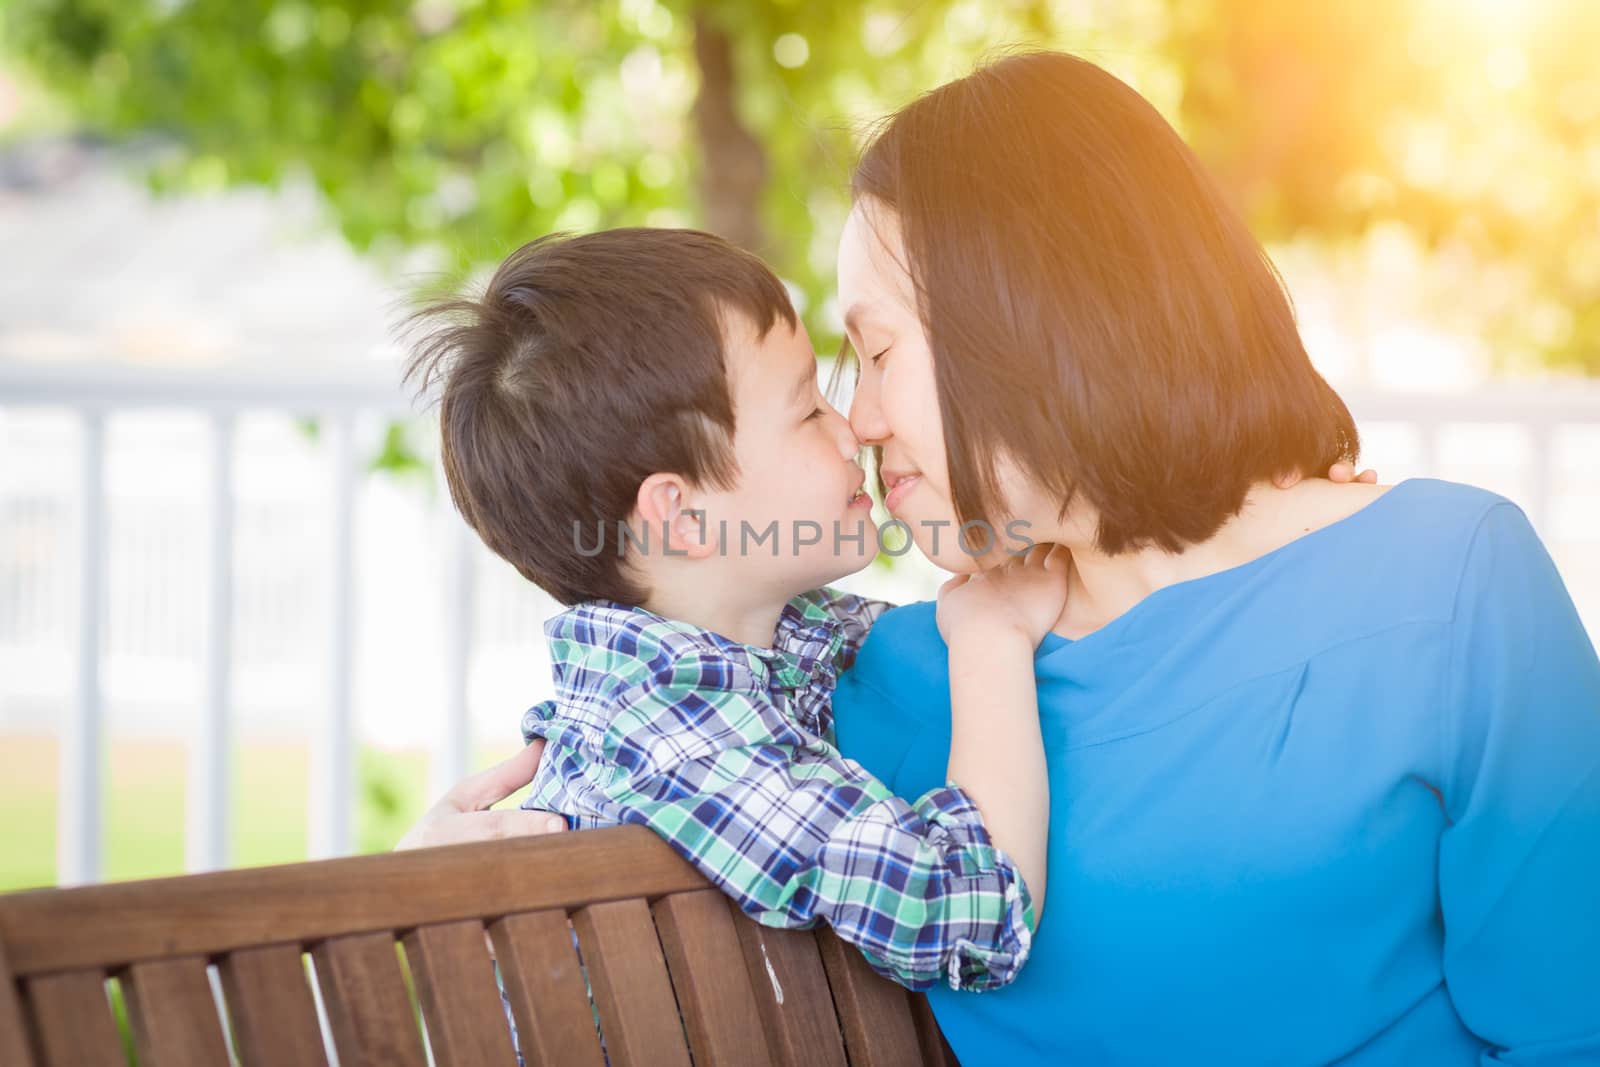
[531,655,1034,993]
[946,628,1050,922]
[936,544,1070,927]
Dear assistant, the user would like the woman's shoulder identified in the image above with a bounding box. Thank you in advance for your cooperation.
[1367,476,1517,531]
[1372,478,1536,592]
[1292,476,1511,551]
[1283,478,1530,618]
[1212,477,1555,682]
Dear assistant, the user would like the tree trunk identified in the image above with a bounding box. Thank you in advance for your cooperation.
[691,8,767,254]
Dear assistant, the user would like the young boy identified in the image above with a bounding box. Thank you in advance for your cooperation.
[404,228,1062,1000]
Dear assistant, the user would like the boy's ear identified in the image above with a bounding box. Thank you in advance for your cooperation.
[635,473,715,560]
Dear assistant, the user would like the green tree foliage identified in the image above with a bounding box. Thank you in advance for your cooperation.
[0,0,1167,346]
[3,0,1596,369]
[1173,0,1600,372]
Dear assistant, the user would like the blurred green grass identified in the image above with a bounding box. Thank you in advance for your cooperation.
[0,735,522,892]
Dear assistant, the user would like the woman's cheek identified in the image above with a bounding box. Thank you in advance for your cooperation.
[894,487,967,569]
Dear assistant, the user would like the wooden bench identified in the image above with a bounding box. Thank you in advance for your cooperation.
[0,825,959,1066]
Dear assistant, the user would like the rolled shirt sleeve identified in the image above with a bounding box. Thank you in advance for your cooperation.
[524,652,1036,992]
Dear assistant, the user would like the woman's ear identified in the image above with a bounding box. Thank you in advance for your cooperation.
[635,473,715,560]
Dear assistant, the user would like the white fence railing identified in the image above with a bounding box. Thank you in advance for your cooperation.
[0,361,462,885]
[3,359,1599,887]
[1339,387,1600,535]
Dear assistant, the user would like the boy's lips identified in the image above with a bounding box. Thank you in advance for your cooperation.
[847,472,871,509]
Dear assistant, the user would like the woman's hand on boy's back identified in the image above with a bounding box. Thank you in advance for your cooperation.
[395,740,566,851]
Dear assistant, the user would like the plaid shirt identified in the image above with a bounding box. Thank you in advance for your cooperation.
[519,585,1036,992]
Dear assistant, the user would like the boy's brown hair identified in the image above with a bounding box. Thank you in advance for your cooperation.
[403,228,798,605]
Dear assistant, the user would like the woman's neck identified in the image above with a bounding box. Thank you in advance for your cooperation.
[1043,478,1391,640]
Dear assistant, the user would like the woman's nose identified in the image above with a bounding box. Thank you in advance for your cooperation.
[848,376,889,445]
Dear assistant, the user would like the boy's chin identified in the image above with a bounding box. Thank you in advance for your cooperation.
[712,514,881,592]
[817,547,880,583]
[780,540,881,593]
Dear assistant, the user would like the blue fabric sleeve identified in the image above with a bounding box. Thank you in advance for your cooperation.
[1438,502,1600,1064]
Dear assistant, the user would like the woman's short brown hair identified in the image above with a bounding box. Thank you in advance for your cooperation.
[403,228,796,605]
[851,50,1359,555]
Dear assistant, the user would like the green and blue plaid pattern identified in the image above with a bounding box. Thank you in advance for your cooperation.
[519,586,1036,992]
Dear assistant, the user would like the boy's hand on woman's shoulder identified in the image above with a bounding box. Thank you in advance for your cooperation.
[936,542,1072,649]
[1276,461,1379,488]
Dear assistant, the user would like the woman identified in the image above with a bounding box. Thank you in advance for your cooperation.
[405,52,1600,1065]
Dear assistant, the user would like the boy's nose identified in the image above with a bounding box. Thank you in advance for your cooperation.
[830,408,862,460]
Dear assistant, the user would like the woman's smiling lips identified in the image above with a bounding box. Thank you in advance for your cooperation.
[881,468,923,513]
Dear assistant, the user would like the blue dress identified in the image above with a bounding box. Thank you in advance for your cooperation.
[832,479,1600,1065]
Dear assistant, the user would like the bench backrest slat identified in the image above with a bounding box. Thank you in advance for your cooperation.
[817,927,937,1066]
[403,919,521,1064]
[571,897,694,1067]
[121,956,232,1066]
[653,888,774,1066]
[490,908,607,1067]
[310,932,430,1067]
[21,970,123,1067]
[912,992,963,1065]
[726,900,850,1067]
[216,943,331,1067]
[0,941,36,1067]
